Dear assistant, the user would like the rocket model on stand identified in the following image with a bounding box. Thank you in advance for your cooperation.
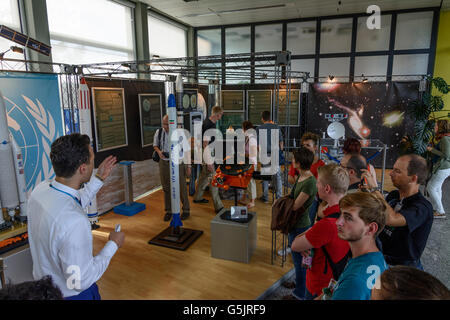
[0,90,27,230]
[78,78,100,229]
[168,93,183,232]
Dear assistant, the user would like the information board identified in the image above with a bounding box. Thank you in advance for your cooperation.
[222,90,244,111]
[92,87,128,151]
[182,89,198,111]
[139,94,162,147]
[217,112,245,134]
[247,90,272,125]
[276,89,300,126]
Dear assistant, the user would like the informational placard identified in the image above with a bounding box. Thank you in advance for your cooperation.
[139,94,162,147]
[247,90,272,125]
[222,90,245,111]
[276,89,300,126]
[217,112,245,134]
[92,87,128,152]
[182,89,198,111]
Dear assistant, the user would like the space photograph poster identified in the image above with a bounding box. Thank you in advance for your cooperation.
[308,82,418,167]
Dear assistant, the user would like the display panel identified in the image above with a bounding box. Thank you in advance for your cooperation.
[92,87,128,151]
[221,90,245,111]
[139,94,162,147]
[217,112,245,134]
[182,89,198,111]
[276,89,300,126]
[247,90,272,125]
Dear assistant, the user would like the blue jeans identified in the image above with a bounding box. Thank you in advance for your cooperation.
[308,198,319,227]
[288,226,310,300]
[261,169,282,200]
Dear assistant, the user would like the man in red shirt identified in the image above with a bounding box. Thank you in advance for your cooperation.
[291,164,350,299]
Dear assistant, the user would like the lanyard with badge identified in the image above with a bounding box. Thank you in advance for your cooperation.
[50,184,82,207]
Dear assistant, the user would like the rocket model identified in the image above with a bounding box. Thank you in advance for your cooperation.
[0,90,27,228]
[168,93,183,230]
[78,78,99,227]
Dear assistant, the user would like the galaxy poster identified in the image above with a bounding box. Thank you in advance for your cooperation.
[307,82,419,168]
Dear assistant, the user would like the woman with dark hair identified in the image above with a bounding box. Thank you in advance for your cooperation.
[426,120,450,219]
[342,137,377,183]
[282,147,317,300]
[239,121,258,208]
[371,265,450,300]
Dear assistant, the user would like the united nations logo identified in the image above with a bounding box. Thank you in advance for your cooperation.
[4,95,58,195]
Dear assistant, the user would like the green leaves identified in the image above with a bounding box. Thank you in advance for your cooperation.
[430,77,450,94]
[408,77,448,155]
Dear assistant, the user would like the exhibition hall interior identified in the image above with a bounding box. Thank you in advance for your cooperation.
[0,0,450,301]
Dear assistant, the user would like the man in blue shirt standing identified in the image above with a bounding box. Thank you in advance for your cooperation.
[328,191,388,300]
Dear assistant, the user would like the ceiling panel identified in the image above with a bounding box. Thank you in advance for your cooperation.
[141,0,443,27]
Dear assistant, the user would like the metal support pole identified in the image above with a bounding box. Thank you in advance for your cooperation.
[124,163,133,206]
[381,144,387,192]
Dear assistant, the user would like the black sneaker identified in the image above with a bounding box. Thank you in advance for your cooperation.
[181,212,190,220]
[91,223,100,230]
[194,198,209,204]
[259,196,269,204]
[215,207,224,214]
[164,213,172,221]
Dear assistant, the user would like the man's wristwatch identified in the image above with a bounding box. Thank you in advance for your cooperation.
[95,173,105,182]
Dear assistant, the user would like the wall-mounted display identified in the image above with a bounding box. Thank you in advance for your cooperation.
[182,89,198,111]
[92,87,128,152]
[139,94,163,147]
[276,89,300,126]
[217,112,245,134]
[247,90,272,125]
[222,90,245,111]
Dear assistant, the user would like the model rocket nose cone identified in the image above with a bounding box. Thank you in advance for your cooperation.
[168,94,176,108]
[176,74,183,91]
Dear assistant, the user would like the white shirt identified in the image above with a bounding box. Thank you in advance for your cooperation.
[153,128,170,160]
[27,177,118,297]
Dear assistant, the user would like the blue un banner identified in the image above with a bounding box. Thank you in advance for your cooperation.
[0,72,64,195]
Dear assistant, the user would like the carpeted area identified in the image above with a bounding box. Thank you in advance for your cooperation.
[259,178,450,300]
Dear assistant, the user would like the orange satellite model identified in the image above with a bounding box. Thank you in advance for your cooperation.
[212,163,254,190]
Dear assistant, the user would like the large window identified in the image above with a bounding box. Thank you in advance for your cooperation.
[47,0,135,65]
[255,24,282,52]
[195,8,437,84]
[225,26,250,55]
[0,0,25,62]
[148,13,187,59]
[197,29,221,56]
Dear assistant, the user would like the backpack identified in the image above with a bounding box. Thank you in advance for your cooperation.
[152,128,163,162]
[271,180,306,234]
[321,212,352,280]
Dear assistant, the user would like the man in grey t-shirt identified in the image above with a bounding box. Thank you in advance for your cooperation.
[256,111,283,202]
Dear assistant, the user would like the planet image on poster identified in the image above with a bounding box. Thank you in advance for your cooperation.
[383,111,404,128]
[183,94,190,109]
[190,94,197,109]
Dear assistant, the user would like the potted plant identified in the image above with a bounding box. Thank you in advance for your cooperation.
[407,76,449,155]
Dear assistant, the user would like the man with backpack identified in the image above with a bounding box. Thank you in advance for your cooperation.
[154,115,191,221]
[291,164,350,299]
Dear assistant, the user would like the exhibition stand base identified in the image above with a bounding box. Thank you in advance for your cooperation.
[148,227,203,251]
[113,202,146,217]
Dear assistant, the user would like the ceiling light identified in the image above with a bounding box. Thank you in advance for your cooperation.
[0,45,24,59]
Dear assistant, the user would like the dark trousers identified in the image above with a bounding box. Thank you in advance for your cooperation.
[159,160,190,214]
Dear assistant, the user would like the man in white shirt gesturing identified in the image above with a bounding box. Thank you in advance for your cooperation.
[27,133,125,300]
